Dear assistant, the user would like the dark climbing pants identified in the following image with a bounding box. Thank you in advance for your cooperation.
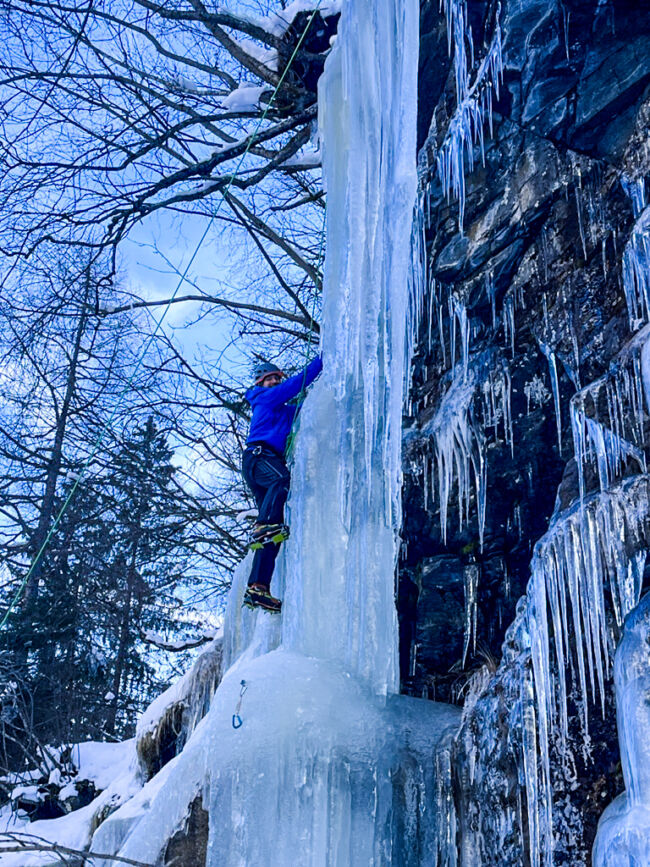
[242,443,291,589]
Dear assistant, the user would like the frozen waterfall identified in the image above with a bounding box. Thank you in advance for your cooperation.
[593,591,650,865]
[87,1,461,865]
[225,0,422,693]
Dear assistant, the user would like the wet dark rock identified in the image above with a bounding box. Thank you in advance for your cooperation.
[161,794,209,867]
[275,11,340,115]
[401,0,650,862]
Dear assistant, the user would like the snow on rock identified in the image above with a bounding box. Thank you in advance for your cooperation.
[0,801,99,866]
[136,637,223,780]
[69,740,135,794]
[0,741,140,867]
[593,591,650,866]
[263,1,343,37]
[89,748,186,863]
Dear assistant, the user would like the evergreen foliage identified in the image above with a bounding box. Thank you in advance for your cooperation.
[0,418,200,775]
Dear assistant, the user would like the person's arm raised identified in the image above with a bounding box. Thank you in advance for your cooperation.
[258,356,323,408]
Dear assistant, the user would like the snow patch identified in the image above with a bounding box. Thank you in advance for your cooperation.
[219,83,270,112]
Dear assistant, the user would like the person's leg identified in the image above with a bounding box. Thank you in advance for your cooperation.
[242,448,286,593]
[242,449,266,514]
[247,542,281,591]
[251,452,291,526]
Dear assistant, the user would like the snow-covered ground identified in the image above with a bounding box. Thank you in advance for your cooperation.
[0,739,137,867]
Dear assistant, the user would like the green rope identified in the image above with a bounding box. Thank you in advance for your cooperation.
[1,2,327,629]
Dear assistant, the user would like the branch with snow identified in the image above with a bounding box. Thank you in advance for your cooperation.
[140,629,218,652]
[0,832,153,866]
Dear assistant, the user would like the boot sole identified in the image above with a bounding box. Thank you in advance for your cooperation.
[242,597,282,614]
[242,597,282,613]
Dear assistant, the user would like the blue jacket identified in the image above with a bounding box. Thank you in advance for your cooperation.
[245,356,323,455]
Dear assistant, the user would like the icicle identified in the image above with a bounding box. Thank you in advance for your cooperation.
[434,741,459,867]
[436,0,503,228]
[449,293,470,378]
[575,183,588,259]
[462,562,479,665]
[486,271,497,329]
[593,587,650,866]
[428,362,486,546]
[570,324,650,501]
[427,349,516,548]
[570,321,581,390]
[504,365,514,455]
[542,292,550,333]
[621,177,650,331]
[539,342,562,452]
[438,287,447,368]
[622,176,647,218]
[503,291,516,359]
[562,5,571,60]
[622,208,650,332]
[522,669,541,867]
[524,375,550,415]
[522,476,650,867]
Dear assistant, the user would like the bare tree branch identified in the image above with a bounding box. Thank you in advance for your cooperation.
[0,832,154,866]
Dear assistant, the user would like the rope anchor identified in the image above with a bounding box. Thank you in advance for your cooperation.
[232,679,247,729]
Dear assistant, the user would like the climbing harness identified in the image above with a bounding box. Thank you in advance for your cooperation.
[232,680,248,729]
[0,2,327,629]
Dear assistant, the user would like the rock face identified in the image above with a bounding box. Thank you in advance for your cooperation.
[400,0,650,863]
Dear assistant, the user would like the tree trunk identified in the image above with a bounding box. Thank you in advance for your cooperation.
[23,270,91,607]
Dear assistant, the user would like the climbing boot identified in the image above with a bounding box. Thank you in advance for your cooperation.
[243,584,282,613]
[249,523,290,550]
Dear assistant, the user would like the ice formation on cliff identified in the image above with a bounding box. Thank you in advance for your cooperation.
[518,173,650,867]
[593,591,650,865]
[436,0,503,227]
[523,478,650,866]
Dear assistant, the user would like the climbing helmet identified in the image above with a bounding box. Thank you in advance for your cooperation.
[253,361,284,385]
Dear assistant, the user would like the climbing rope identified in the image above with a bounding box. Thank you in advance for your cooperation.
[1,2,327,629]
[232,679,248,729]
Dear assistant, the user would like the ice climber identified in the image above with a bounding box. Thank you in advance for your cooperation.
[242,355,323,612]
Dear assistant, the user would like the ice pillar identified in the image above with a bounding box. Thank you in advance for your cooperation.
[593,591,650,865]
[280,0,419,695]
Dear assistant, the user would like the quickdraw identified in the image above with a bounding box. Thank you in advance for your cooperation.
[232,679,248,729]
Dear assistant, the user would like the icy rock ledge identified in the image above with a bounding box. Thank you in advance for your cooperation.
[90,650,459,866]
[593,590,650,867]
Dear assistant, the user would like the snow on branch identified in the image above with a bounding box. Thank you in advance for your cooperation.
[0,832,153,866]
[140,629,218,652]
